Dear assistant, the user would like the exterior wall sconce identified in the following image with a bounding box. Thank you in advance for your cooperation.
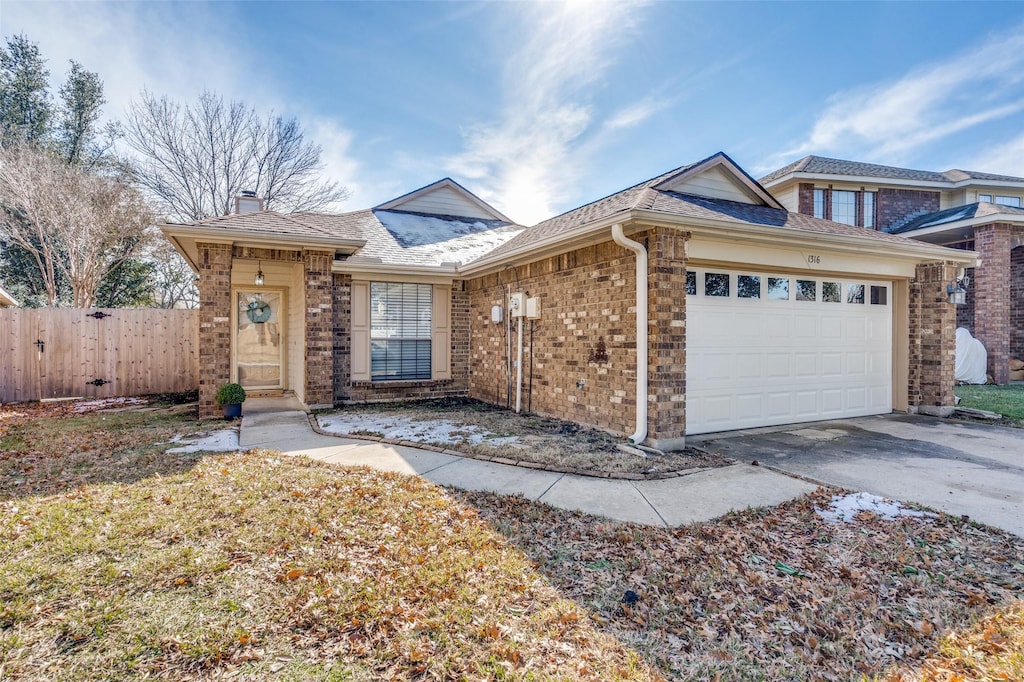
[254,261,265,287]
[947,271,969,305]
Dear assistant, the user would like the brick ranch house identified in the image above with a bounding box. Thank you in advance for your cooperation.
[161,152,974,450]
[761,155,1024,384]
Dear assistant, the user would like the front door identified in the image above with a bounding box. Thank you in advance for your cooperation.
[235,290,284,390]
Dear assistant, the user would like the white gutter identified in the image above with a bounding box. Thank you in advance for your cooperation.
[610,223,648,445]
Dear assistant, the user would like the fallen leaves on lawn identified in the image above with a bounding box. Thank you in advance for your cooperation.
[457,487,1024,681]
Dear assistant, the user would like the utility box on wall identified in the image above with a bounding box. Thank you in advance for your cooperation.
[509,292,526,317]
[526,296,541,320]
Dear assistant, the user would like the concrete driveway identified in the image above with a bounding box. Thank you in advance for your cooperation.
[690,414,1024,537]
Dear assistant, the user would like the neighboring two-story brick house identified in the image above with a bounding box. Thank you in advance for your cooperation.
[162,153,974,447]
[761,156,1024,383]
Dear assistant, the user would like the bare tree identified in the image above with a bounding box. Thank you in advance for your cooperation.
[124,90,350,221]
[0,136,154,307]
[149,241,199,309]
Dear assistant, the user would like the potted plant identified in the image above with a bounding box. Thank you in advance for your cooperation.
[215,383,247,420]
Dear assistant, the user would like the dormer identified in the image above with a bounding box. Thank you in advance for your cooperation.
[374,178,512,222]
[654,152,783,208]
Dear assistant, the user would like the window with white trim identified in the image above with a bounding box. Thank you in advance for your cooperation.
[995,195,1021,207]
[831,190,857,226]
[370,282,432,381]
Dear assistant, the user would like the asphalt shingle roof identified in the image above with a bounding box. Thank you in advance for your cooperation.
[759,155,1024,185]
[178,210,345,241]
[475,158,922,264]
[890,202,1024,234]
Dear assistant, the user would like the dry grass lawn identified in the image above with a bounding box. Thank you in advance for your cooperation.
[2,401,1022,681]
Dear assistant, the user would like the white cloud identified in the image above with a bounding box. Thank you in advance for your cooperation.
[967,131,1024,176]
[782,26,1024,166]
[307,117,361,210]
[604,96,671,132]
[446,1,647,225]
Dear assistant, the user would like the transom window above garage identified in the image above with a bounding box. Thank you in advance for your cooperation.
[685,270,889,306]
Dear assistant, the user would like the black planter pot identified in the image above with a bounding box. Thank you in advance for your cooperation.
[222,403,242,420]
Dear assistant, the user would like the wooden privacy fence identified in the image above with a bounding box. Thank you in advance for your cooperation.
[0,308,199,403]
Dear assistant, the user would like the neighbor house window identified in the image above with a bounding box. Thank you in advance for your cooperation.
[995,195,1021,207]
[831,190,857,226]
[813,189,826,219]
[863,191,876,228]
[978,194,992,203]
[370,282,432,381]
[812,188,877,227]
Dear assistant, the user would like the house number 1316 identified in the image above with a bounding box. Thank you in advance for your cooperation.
[807,254,821,264]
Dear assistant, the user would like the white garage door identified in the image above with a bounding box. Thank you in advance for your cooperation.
[686,268,892,435]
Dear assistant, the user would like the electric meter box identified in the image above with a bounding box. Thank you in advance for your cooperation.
[509,292,526,317]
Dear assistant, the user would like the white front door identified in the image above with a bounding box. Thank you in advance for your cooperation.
[686,269,892,435]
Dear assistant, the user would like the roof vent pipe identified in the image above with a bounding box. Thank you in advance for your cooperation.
[610,223,647,445]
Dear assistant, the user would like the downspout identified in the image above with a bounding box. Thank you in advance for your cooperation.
[611,224,648,445]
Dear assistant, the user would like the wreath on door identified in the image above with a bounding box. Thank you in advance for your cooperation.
[245,299,272,323]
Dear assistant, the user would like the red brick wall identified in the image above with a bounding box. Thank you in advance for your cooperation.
[878,188,940,232]
[974,224,1012,383]
[466,227,689,445]
[197,242,232,418]
[797,183,815,215]
[467,240,639,436]
[908,261,958,415]
[1012,247,1024,363]
[303,250,334,407]
[332,273,352,403]
[646,229,688,448]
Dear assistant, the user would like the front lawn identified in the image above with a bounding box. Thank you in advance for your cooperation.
[2,403,1022,680]
[955,384,1024,423]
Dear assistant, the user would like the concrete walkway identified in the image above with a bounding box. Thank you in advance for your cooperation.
[239,408,816,527]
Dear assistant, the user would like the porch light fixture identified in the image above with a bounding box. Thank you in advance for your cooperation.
[947,271,969,306]
[254,261,265,287]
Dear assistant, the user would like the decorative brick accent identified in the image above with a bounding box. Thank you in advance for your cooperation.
[646,228,689,450]
[877,188,940,232]
[1012,247,1024,362]
[466,227,689,448]
[332,273,352,403]
[303,250,334,407]
[797,183,815,215]
[196,242,232,419]
[908,260,958,415]
[332,279,469,403]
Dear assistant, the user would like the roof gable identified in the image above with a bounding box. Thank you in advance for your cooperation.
[374,178,511,222]
[654,153,783,208]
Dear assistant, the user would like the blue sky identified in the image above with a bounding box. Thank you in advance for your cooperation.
[6,1,1024,224]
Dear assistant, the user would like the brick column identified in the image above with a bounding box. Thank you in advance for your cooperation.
[197,242,232,419]
[304,250,334,408]
[797,183,815,215]
[974,224,1012,383]
[908,260,958,416]
[646,227,689,451]
[332,273,352,403]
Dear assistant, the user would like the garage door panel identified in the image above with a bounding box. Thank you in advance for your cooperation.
[765,353,791,377]
[737,353,762,379]
[735,394,763,420]
[795,391,818,416]
[687,270,892,435]
[821,353,843,376]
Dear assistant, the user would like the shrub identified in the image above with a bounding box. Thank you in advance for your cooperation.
[215,383,247,406]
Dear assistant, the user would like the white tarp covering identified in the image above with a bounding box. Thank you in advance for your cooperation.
[955,327,987,384]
